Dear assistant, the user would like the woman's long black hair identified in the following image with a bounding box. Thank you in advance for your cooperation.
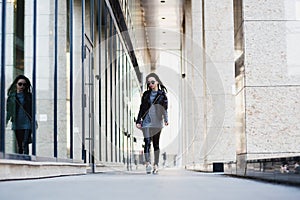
[7,75,32,95]
[145,73,167,93]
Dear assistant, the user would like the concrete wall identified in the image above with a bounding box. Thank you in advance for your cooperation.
[235,0,300,174]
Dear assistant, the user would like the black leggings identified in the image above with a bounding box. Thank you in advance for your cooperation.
[15,129,31,154]
[142,128,161,165]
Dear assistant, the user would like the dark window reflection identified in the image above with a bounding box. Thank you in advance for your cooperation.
[15,0,25,74]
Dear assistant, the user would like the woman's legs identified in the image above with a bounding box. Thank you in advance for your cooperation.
[14,129,30,154]
[151,128,161,166]
[15,130,24,154]
[142,128,151,163]
[143,128,162,168]
[23,130,31,154]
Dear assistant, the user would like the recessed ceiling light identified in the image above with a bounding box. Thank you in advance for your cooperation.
[163,43,166,45]
[162,31,166,34]
[161,0,166,3]
[162,17,166,20]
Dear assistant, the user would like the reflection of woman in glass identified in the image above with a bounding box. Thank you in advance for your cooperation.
[6,75,33,154]
[136,73,169,174]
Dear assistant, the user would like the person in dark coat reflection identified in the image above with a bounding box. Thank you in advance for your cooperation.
[6,75,33,154]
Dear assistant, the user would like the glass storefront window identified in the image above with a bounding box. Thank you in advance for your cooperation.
[1,0,142,166]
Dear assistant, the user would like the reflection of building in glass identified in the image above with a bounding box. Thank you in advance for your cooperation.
[1,0,147,169]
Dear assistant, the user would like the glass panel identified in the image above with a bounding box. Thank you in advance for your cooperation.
[99,5,108,162]
[111,25,116,162]
[106,12,112,162]
[115,35,120,162]
[85,0,91,39]
[98,3,107,162]
[5,0,26,155]
[83,39,92,165]
[119,42,124,163]
[34,1,55,157]
[1,0,144,161]
[57,0,69,159]
[104,5,110,161]
[72,0,84,161]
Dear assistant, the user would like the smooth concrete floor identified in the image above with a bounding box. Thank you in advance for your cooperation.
[0,168,299,200]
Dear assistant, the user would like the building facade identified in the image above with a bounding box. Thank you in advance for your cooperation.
[1,0,300,180]
[180,0,300,175]
[0,0,150,171]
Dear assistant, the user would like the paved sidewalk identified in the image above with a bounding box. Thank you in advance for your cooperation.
[0,168,299,200]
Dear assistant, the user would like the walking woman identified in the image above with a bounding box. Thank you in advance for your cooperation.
[136,73,169,174]
[6,75,33,154]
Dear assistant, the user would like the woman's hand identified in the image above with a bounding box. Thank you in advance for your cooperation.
[136,123,142,129]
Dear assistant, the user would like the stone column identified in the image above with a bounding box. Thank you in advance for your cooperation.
[241,0,300,162]
[183,0,236,171]
[191,0,208,170]
[202,0,236,171]
[184,0,206,170]
[182,0,194,167]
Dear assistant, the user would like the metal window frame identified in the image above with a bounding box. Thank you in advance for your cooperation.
[97,0,102,162]
[69,0,74,159]
[54,0,58,158]
[104,4,108,162]
[32,0,37,156]
[81,0,85,162]
[109,15,113,162]
[0,0,7,156]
